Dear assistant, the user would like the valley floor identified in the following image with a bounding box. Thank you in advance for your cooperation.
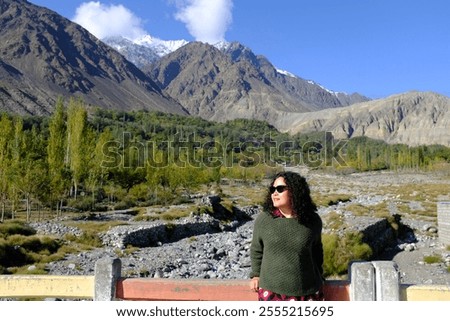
[34,168,450,286]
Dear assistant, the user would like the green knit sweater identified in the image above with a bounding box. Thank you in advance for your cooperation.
[250,211,324,297]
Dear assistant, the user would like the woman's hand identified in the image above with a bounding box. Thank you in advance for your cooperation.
[250,277,259,292]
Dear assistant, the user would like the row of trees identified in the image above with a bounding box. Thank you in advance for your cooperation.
[343,136,450,171]
[0,98,94,220]
[0,99,449,221]
[0,99,284,221]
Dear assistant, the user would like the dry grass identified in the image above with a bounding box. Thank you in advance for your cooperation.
[308,169,449,223]
[312,193,353,207]
[66,220,125,231]
[135,204,196,221]
[381,183,450,203]
[396,201,437,218]
[219,181,266,206]
[322,211,347,230]
[343,203,390,218]
[423,255,442,264]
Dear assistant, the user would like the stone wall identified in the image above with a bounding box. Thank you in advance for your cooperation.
[437,201,450,245]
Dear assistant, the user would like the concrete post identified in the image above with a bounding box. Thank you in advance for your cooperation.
[349,261,376,301]
[94,257,122,301]
[372,260,400,301]
[437,201,450,245]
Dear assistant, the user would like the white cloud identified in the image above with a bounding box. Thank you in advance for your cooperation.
[72,2,146,40]
[174,0,233,44]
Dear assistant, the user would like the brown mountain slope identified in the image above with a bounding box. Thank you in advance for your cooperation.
[0,0,187,115]
[277,91,450,147]
[148,41,369,123]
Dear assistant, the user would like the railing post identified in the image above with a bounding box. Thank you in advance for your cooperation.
[438,201,450,246]
[94,257,122,301]
[372,260,400,301]
[349,261,376,301]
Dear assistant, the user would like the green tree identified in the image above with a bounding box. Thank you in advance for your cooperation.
[47,99,69,216]
[8,117,25,219]
[17,127,49,221]
[84,128,112,207]
[0,114,13,221]
[66,99,88,199]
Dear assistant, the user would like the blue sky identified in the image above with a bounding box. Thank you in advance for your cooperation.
[29,0,450,99]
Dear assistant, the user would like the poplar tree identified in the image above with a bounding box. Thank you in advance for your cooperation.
[356,144,364,171]
[85,128,112,207]
[47,98,68,216]
[18,127,48,221]
[9,117,25,219]
[0,114,13,221]
[66,99,88,199]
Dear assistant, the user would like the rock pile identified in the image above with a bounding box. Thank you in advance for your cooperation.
[29,192,449,285]
[40,210,257,280]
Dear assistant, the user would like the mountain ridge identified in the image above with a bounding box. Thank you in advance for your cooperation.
[104,36,370,109]
[146,41,370,123]
[0,0,448,147]
[0,0,187,115]
[277,91,450,147]
[109,35,449,147]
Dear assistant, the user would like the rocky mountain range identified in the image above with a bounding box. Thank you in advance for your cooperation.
[146,41,369,122]
[277,91,450,146]
[0,0,187,116]
[103,35,188,69]
[0,0,449,147]
[104,35,370,117]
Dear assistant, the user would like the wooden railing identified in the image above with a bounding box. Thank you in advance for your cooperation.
[0,258,448,301]
[115,278,350,301]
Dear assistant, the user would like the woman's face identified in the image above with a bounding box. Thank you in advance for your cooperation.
[271,177,292,213]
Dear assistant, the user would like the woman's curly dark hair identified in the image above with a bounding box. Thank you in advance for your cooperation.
[263,171,318,225]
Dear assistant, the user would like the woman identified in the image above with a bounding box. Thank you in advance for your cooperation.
[250,171,324,301]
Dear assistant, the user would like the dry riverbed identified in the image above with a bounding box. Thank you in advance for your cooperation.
[33,168,450,285]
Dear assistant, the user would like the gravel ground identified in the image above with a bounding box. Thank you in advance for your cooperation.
[378,217,450,285]
[30,169,450,286]
[36,214,450,286]
[308,169,450,285]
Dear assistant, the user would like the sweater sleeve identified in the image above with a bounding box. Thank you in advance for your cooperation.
[249,214,264,278]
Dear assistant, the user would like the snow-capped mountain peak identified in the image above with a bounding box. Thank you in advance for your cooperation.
[102,34,189,67]
[133,34,188,57]
[306,80,347,96]
[212,40,231,50]
[103,34,233,67]
[276,68,297,78]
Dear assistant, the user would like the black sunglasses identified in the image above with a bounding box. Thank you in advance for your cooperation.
[269,185,288,194]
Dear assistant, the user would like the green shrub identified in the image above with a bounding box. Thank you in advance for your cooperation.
[0,220,36,237]
[65,231,103,249]
[64,221,126,249]
[128,183,151,202]
[113,198,137,210]
[0,239,29,267]
[313,193,352,207]
[8,263,48,275]
[323,211,346,230]
[67,197,94,212]
[0,234,62,269]
[423,255,442,264]
[323,232,372,277]
[0,220,122,274]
